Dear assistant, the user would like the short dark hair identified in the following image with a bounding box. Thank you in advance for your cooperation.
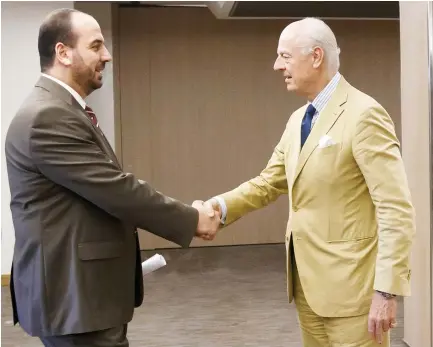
[38,8,79,72]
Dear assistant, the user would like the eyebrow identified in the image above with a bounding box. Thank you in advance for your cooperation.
[90,39,104,46]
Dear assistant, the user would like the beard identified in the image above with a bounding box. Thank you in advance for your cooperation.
[71,52,103,97]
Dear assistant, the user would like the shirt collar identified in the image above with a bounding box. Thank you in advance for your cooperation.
[309,71,341,113]
[41,73,86,109]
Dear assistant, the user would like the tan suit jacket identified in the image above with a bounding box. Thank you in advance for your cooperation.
[219,76,415,317]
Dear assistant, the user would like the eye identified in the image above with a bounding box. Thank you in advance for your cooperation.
[90,41,104,51]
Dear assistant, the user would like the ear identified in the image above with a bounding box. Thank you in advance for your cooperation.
[55,42,72,67]
[311,46,325,69]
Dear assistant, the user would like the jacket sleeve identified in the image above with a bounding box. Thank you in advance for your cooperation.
[352,105,415,296]
[217,125,289,226]
[29,105,198,248]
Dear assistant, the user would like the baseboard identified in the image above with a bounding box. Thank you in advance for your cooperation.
[2,274,10,286]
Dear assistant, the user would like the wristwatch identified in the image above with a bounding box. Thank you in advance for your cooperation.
[376,290,397,299]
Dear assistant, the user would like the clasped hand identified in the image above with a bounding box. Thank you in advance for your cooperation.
[192,199,221,241]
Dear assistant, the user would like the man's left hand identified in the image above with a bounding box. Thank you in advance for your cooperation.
[368,291,397,344]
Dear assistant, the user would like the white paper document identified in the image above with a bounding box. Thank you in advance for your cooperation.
[141,254,167,275]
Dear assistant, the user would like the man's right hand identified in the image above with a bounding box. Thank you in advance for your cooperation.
[192,200,221,240]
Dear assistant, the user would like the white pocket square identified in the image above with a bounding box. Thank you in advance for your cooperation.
[318,135,336,148]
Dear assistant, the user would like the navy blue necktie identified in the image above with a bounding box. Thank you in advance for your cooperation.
[300,104,316,149]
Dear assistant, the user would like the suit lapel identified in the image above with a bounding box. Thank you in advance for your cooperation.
[79,108,122,168]
[292,77,349,185]
[36,76,122,168]
[97,131,121,168]
[98,131,121,167]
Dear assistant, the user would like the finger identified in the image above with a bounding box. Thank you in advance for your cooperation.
[203,200,215,217]
[375,319,383,344]
[388,315,397,329]
[382,318,390,332]
[192,200,204,209]
[209,198,222,214]
[202,233,214,241]
[368,316,376,341]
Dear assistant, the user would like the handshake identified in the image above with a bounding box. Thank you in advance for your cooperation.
[192,199,221,241]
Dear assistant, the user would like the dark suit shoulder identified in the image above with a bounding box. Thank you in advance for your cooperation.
[30,101,86,130]
[6,86,89,163]
[9,86,82,133]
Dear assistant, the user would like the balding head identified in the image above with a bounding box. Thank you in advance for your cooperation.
[273,18,340,100]
[38,8,111,98]
[38,8,80,72]
[280,17,340,73]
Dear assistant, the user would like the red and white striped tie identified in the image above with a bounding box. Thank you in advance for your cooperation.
[85,106,98,127]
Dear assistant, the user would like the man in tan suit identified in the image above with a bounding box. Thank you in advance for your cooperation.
[196,17,415,346]
[5,8,219,347]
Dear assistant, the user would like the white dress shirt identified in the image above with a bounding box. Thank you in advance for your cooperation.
[309,72,341,128]
[41,73,86,109]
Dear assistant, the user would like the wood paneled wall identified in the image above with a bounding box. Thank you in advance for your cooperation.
[117,7,401,249]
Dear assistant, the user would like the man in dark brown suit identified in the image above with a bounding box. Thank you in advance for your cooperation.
[4,8,220,347]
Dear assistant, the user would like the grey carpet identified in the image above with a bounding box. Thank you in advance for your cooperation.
[1,244,406,347]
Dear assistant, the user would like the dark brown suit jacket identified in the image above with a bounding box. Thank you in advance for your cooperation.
[5,76,198,337]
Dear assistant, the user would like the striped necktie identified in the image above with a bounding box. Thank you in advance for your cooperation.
[85,106,98,127]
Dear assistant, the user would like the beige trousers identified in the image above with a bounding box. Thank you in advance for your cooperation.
[292,252,390,347]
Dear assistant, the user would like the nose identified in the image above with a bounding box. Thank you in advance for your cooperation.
[273,56,285,71]
[102,46,112,63]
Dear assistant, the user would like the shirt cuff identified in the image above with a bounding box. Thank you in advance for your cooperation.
[212,196,227,225]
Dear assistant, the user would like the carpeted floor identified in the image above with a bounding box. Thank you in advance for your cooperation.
[1,244,406,346]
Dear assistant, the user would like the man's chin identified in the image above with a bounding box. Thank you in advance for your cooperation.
[91,80,103,90]
[285,84,297,92]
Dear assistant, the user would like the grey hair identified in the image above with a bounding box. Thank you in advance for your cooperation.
[292,17,341,74]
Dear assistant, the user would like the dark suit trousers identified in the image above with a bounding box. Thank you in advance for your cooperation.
[40,325,128,347]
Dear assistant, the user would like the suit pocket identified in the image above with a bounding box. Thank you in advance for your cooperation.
[316,144,341,183]
[78,241,124,260]
[318,143,340,154]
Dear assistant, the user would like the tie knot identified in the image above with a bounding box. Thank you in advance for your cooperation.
[85,106,95,115]
[85,106,98,126]
[306,104,316,118]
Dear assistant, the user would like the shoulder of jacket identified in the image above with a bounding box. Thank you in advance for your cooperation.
[347,84,386,114]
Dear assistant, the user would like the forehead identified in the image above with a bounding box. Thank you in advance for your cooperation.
[277,27,308,55]
[277,36,296,54]
[71,13,104,44]
[276,27,298,53]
